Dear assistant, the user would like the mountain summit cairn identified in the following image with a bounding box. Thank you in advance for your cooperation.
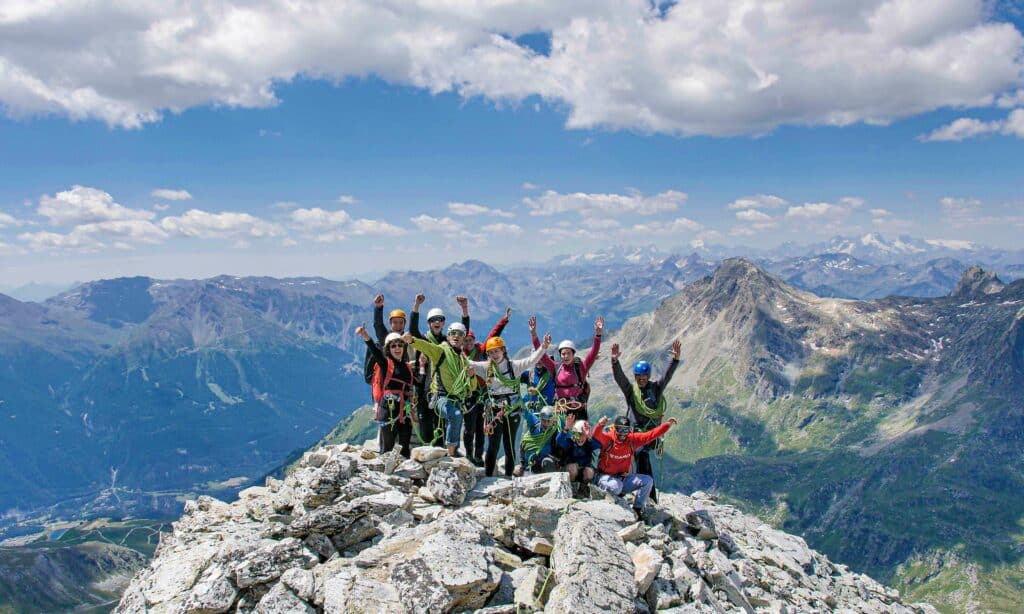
[951,265,1005,298]
[115,442,937,613]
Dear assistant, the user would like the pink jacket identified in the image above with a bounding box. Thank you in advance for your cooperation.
[534,332,601,400]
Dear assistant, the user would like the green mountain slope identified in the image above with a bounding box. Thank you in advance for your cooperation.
[581,260,1024,612]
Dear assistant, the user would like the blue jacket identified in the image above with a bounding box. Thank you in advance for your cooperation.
[555,431,602,468]
[521,365,555,406]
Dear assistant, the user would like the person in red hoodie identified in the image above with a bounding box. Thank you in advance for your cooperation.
[591,414,677,517]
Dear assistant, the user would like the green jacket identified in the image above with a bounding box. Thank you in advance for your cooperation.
[409,337,477,400]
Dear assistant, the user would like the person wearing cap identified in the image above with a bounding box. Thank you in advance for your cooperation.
[357,324,415,458]
[592,415,677,518]
[529,315,604,421]
[407,293,471,446]
[405,323,477,458]
[460,307,513,467]
[555,414,603,490]
[610,339,682,503]
[517,404,564,475]
[467,330,551,477]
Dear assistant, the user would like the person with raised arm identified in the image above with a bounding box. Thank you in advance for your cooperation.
[407,293,470,446]
[357,323,415,458]
[460,306,513,467]
[546,316,604,421]
[610,339,682,503]
[466,329,552,477]
[591,414,677,519]
[523,315,556,407]
[404,324,476,458]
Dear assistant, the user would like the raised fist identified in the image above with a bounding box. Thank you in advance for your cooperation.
[373,294,384,308]
[414,293,426,307]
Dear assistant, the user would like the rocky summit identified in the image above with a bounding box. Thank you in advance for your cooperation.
[116,442,937,613]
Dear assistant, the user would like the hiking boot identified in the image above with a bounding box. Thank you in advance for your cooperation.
[470,456,485,467]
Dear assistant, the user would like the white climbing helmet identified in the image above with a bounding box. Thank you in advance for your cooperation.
[557,340,577,353]
[426,307,446,321]
[384,332,403,346]
[446,322,467,335]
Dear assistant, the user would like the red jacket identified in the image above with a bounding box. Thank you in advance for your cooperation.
[591,421,671,476]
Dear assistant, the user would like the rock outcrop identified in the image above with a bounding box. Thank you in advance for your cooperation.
[951,265,1005,298]
[116,443,937,613]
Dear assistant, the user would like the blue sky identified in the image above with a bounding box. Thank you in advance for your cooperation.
[0,1,1022,285]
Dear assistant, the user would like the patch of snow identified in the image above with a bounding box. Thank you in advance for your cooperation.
[925,238,976,250]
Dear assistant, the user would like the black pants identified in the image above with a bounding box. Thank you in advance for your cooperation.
[525,454,559,474]
[635,447,657,503]
[380,418,413,458]
[463,402,485,460]
[485,413,521,477]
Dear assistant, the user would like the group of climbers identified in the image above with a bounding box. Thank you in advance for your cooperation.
[356,293,682,517]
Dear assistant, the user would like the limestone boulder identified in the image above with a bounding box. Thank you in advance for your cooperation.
[546,509,635,613]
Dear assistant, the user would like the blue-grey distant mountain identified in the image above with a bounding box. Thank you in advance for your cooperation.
[759,254,971,299]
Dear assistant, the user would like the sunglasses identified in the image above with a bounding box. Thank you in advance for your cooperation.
[387,342,404,350]
[428,317,446,324]
[447,331,465,338]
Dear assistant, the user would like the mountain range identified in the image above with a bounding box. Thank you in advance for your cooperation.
[3,232,1024,611]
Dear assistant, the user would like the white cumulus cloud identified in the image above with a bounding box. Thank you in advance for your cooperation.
[0,212,27,228]
[525,189,686,217]
[626,217,702,235]
[290,208,351,229]
[920,107,1024,141]
[18,220,168,252]
[348,218,407,236]
[735,209,773,222]
[481,222,523,236]
[160,209,281,239]
[727,194,788,209]
[150,188,192,201]
[38,185,154,226]
[5,1,1016,135]
[786,202,843,218]
[447,202,514,218]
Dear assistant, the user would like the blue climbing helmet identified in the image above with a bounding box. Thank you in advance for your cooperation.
[633,360,651,376]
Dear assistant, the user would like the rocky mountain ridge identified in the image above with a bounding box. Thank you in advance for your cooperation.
[116,441,937,613]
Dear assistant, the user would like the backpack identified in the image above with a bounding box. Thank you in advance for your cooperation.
[371,358,413,404]
[555,357,590,403]
[363,345,377,384]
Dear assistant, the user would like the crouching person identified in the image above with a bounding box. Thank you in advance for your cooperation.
[592,415,677,518]
[555,415,602,492]
[517,405,563,476]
